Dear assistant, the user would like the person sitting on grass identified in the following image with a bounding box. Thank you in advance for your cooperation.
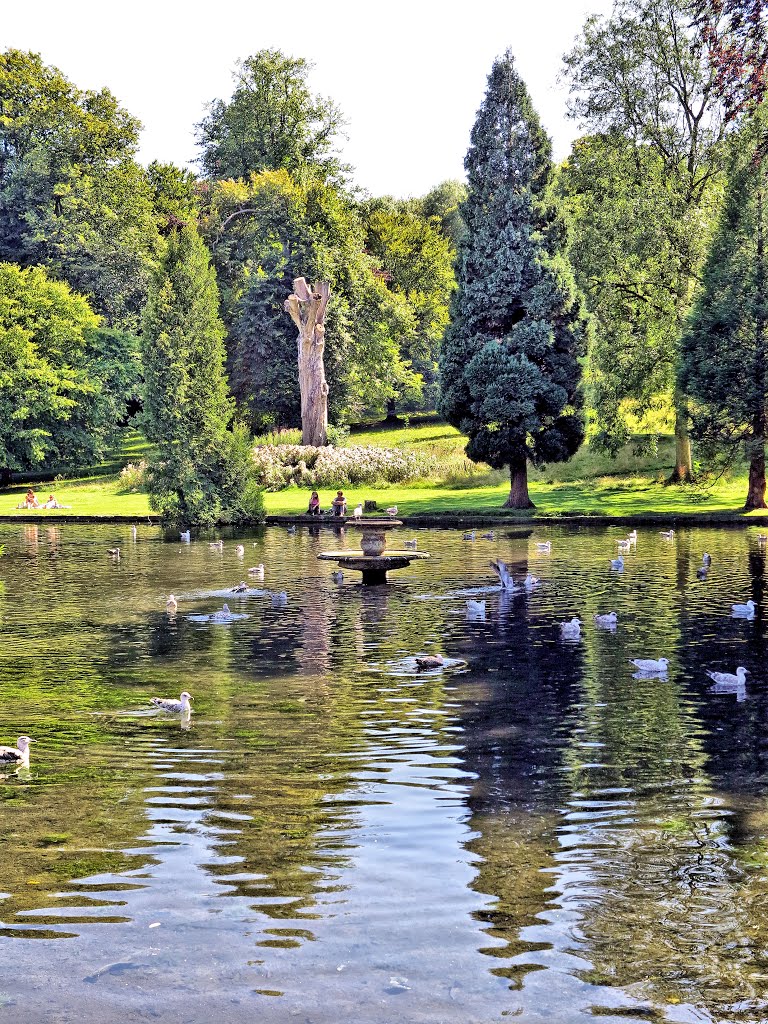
[331,490,347,517]
[307,491,321,516]
[18,488,40,509]
[43,494,67,509]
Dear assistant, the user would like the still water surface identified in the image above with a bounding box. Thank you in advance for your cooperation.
[0,522,767,1023]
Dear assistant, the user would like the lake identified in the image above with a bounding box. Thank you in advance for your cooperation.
[0,521,766,1023]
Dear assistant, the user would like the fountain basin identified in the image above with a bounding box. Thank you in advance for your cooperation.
[318,550,429,584]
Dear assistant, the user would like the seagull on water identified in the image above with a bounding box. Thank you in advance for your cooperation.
[107,547,120,558]
[180,530,191,543]
[560,617,582,640]
[331,571,344,583]
[490,559,516,591]
[466,599,486,618]
[286,525,297,535]
[0,736,34,767]
[166,594,178,612]
[628,530,638,544]
[732,599,756,618]
[236,545,245,556]
[131,525,137,541]
[230,581,249,593]
[209,540,224,551]
[211,603,234,620]
[248,564,265,578]
[617,539,631,551]
[404,539,418,549]
[524,573,541,590]
[594,611,618,628]
[481,531,495,540]
[702,552,712,567]
[610,555,624,570]
[660,529,675,540]
[151,691,193,714]
[462,531,476,541]
[271,592,288,608]
[536,541,552,552]
[706,667,748,686]
[630,657,669,673]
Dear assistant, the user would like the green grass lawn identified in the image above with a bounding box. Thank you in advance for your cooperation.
[0,420,761,520]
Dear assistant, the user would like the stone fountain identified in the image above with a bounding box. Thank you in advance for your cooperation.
[317,519,429,584]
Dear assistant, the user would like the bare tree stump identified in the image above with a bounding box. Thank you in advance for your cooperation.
[284,278,331,447]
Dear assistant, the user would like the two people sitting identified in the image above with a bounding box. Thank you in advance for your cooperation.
[16,489,68,510]
[306,490,348,516]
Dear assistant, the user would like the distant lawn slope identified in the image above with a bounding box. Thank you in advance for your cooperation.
[0,419,759,520]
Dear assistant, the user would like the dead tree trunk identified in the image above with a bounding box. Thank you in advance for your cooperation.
[284,278,331,447]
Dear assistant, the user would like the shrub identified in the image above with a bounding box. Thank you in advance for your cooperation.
[118,460,148,492]
[251,444,436,490]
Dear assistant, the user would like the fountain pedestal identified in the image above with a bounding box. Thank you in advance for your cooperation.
[317,519,429,583]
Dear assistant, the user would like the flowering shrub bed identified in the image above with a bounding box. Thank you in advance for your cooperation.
[251,444,436,490]
[118,460,148,492]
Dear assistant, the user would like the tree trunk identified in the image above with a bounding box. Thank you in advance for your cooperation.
[503,458,535,509]
[0,467,12,489]
[384,398,402,425]
[284,278,330,447]
[669,388,693,483]
[746,180,768,512]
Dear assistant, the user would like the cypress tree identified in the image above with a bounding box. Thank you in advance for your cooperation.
[681,117,768,510]
[142,224,261,526]
[439,50,589,508]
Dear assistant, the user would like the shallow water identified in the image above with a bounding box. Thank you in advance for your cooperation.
[0,521,767,1023]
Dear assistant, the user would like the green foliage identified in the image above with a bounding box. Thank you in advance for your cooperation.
[0,49,158,330]
[562,0,728,459]
[196,50,347,182]
[0,262,132,474]
[141,225,262,526]
[439,51,588,499]
[681,116,768,501]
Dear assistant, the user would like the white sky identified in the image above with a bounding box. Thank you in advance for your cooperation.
[3,0,614,198]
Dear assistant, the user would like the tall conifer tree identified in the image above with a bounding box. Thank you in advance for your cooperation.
[681,117,768,510]
[142,224,261,526]
[439,50,589,508]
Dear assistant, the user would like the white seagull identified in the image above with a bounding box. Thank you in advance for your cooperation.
[403,539,418,549]
[166,594,178,612]
[0,736,34,767]
[610,555,624,570]
[271,592,288,608]
[628,530,638,544]
[660,529,675,540]
[352,503,363,519]
[536,541,552,552]
[630,657,669,673]
[385,506,398,518]
[180,530,191,543]
[211,603,234,620]
[594,611,618,628]
[151,691,193,714]
[490,559,516,591]
[732,599,756,618]
[617,539,631,551]
[463,531,476,541]
[230,581,249,593]
[466,599,486,618]
[702,552,712,567]
[236,545,245,557]
[706,666,748,686]
[560,617,582,640]
[248,564,265,578]
[331,571,344,583]
[524,573,541,590]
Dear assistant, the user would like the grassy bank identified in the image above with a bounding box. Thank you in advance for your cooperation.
[0,420,759,521]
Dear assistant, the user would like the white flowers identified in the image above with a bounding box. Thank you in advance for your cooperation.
[251,444,435,490]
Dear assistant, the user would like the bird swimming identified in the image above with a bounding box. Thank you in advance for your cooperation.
[732,599,756,617]
[536,541,552,552]
[151,691,193,714]
[490,559,516,591]
[466,599,486,617]
[180,530,191,543]
[248,564,265,578]
[107,547,120,558]
[271,592,288,608]
[131,525,137,541]
[462,531,476,541]
[166,594,178,612]
[286,525,297,535]
[0,736,33,767]
[403,539,418,549]
[209,540,224,551]
[706,666,748,686]
[481,531,495,540]
[702,552,712,567]
[610,555,624,570]
[560,617,582,639]
[331,571,344,583]
[415,654,444,670]
[211,603,234,620]
[617,539,631,551]
[697,567,708,580]
[524,573,541,590]
[630,657,669,673]
[660,529,675,540]
[594,611,618,628]
[628,530,638,544]
[230,581,249,593]
[236,544,245,556]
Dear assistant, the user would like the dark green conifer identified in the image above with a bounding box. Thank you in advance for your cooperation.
[142,224,262,526]
[439,50,589,508]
